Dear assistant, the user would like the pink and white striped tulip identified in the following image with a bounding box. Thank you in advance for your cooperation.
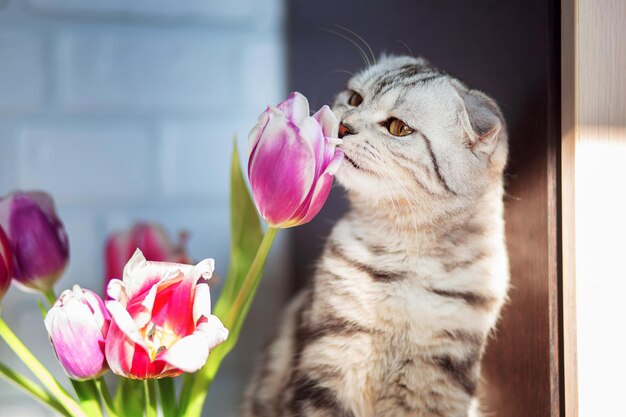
[44,285,110,380]
[105,223,191,289]
[0,227,12,305]
[105,249,228,379]
[0,191,69,292]
[248,92,344,228]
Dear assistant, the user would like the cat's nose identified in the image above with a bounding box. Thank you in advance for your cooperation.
[338,123,356,138]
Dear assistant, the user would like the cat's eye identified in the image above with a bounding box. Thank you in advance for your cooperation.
[347,91,363,107]
[385,118,414,137]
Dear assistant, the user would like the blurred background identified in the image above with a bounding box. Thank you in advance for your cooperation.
[0,0,567,416]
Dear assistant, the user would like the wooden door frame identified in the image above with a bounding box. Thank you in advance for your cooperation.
[560,0,578,416]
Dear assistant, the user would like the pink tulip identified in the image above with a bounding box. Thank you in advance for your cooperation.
[0,227,12,304]
[248,92,344,228]
[105,223,191,289]
[44,285,110,380]
[0,191,69,292]
[105,249,228,379]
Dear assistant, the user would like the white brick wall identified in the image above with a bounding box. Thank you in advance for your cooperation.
[0,31,44,112]
[0,1,286,416]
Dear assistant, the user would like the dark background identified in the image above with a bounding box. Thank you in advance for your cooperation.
[287,1,561,416]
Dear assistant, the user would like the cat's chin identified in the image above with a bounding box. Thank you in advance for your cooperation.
[335,164,385,202]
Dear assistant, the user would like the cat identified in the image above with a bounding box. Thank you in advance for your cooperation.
[242,55,510,417]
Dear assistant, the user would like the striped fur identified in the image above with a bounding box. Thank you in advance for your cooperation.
[242,55,509,417]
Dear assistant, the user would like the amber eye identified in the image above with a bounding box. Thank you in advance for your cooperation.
[348,91,363,107]
[386,118,414,137]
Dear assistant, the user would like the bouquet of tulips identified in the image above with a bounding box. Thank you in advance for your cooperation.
[0,92,343,417]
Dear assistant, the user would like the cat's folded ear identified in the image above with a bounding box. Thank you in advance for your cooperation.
[460,89,508,171]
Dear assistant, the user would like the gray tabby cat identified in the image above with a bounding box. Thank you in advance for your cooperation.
[242,55,509,417]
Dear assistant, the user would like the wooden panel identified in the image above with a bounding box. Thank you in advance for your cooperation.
[287,1,562,416]
[561,0,578,415]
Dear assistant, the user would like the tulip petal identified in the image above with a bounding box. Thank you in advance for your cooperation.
[313,105,340,139]
[45,297,106,380]
[190,258,214,282]
[105,230,133,283]
[132,223,172,264]
[129,343,163,379]
[104,320,134,377]
[152,274,194,336]
[105,223,187,294]
[297,116,328,180]
[299,148,345,225]
[122,249,190,301]
[23,191,57,219]
[81,288,110,336]
[0,227,12,301]
[106,300,147,349]
[193,281,211,324]
[0,193,68,292]
[159,315,228,373]
[277,92,310,126]
[249,108,271,159]
[131,283,159,329]
[249,112,316,227]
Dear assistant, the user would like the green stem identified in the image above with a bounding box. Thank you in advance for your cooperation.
[0,362,70,417]
[177,373,193,417]
[95,378,118,417]
[115,379,143,417]
[71,379,103,417]
[44,289,57,306]
[158,378,177,417]
[144,380,157,417]
[178,227,278,417]
[0,317,86,417]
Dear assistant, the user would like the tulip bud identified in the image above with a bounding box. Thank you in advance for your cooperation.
[0,192,69,292]
[105,223,191,289]
[248,92,344,228]
[0,227,12,305]
[44,285,110,380]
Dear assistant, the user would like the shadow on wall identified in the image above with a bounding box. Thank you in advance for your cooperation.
[287,1,560,417]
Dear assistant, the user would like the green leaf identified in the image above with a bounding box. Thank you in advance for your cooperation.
[0,362,70,417]
[214,138,263,317]
[178,137,265,416]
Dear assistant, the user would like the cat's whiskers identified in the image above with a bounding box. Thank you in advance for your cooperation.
[328,69,356,78]
[321,27,371,67]
[363,142,427,236]
[333,25,376,65]
[366,149,423,240]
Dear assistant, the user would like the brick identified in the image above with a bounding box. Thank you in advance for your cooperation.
[159,121,247,199]
[17,125,151,204]
[241,39,286,114]
[0,128,18,194]
[56,31,235,113]
[0,32,44,112]
[55,210,103,292]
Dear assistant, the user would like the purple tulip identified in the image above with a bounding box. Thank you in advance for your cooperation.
[0,227,12,304]
[248,92,344,228]
[44,285,110,380]
[0,191,69,292]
